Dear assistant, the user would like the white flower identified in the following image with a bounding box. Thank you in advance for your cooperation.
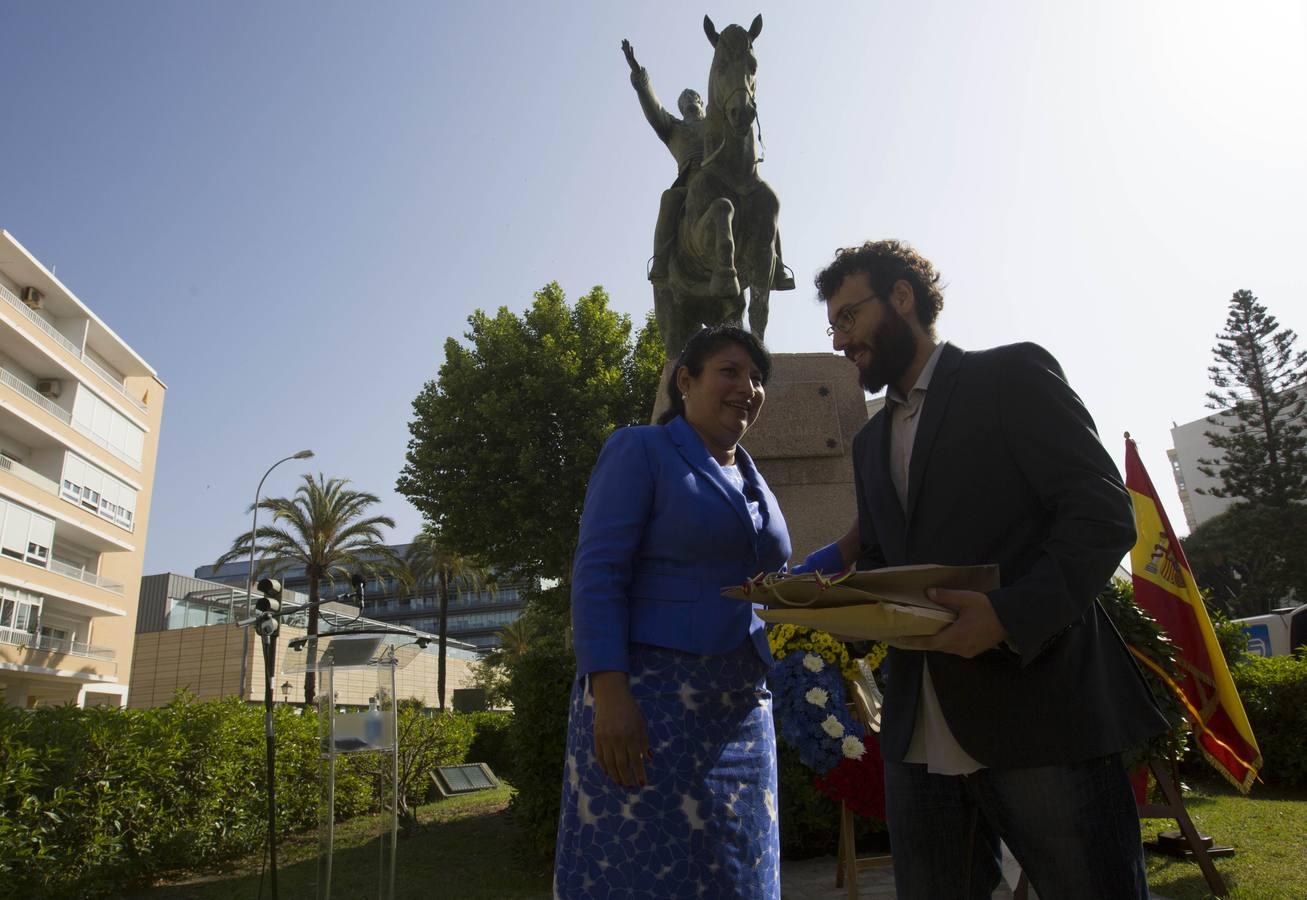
[804,687,829,708]
[802,653,825,673]
[841,736,866,760]
[821,715,845,739]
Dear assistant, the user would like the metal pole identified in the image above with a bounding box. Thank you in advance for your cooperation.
[264,631,279,900]
[247,450,312,900]
[248,454,308,603]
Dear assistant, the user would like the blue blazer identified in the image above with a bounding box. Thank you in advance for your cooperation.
[571,415,792,676]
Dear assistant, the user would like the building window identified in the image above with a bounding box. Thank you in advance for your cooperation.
[1,499,54,569]
[166,597,234,630]
[71,389,144,467]
[59,453,137,532]
[0,587,42,635]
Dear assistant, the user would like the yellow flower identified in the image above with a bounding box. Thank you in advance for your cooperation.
[769,626,886,691]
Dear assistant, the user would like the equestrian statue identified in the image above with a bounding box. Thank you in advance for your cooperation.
[623,14,794,361]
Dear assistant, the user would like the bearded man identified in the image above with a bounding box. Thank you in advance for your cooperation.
[805,240,1166,899]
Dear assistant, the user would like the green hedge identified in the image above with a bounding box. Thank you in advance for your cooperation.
[0,696,473,898]
[467,710,515,781]
[1231,654,1307,787]
[503,633,574,869]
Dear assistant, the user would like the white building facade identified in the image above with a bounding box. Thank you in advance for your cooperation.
[0,230,165,707]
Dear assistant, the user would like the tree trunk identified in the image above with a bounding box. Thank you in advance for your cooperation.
[304,571,321,706]
[438,571,449,710]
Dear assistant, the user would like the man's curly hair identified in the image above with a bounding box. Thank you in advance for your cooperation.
[814,239,944,333]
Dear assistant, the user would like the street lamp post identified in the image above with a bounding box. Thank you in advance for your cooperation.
[248,450,315,606]
[248,449,312,900]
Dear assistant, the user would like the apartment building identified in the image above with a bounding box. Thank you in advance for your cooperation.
[0,230,164,708]
[1167,414,1233,532]
[196,546,530,651]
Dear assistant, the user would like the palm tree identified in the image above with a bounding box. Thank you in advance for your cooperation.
[495,616,534,666]
[404,528,495,710]
[215,473,402,705]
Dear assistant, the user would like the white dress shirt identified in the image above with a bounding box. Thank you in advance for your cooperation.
[885,342,985,776]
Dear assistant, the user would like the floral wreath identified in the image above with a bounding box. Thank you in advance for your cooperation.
[769,624,889,820]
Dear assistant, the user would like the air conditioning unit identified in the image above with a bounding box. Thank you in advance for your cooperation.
[36,379,62,398]
[20,287,44,309]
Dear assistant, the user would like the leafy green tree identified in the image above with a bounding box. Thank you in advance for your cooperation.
[215,474,402,704]
[403,529,494,710]
[397,283,663,583]
[1197,289,1307,507]
[1183,502,1307,616]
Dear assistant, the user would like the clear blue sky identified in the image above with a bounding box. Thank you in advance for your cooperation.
[4,1,1304,575]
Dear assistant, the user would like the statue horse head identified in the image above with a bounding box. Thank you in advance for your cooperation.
[703,15,762,143]
[651,12,780,370]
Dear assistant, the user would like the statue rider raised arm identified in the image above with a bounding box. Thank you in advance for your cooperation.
[622,38,794,291]
[622,39,705,284]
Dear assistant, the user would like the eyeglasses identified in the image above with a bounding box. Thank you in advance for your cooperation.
[825,295,877,337]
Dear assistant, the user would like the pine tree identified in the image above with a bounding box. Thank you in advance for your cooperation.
[1197,289,1307,507]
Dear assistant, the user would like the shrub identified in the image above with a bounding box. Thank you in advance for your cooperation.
[1096,578,1190,765]
[356,702,474,826]
[467,710,515,780]
[0,695,473,898]
[0,702,190,897]
[503,629,574,869]
[1208,604,1251,665]
[1230,654,1307,787]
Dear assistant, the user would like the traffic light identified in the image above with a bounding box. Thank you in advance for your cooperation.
[254,578,283,636]
[255,577,283,614]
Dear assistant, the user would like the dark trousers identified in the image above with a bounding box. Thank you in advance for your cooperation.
[883,753,1149,899]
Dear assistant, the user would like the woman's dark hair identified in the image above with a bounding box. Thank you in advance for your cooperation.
[656,325,772,425]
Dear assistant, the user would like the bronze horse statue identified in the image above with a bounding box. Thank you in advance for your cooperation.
[654,14,791,359]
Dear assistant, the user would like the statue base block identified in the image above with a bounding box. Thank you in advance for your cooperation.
[743,353,867,562]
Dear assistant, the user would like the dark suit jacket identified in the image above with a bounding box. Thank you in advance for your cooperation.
[571,415,791,677]
[854,342,1167,767]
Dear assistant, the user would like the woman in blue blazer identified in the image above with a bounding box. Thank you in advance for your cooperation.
[554,325,791,900]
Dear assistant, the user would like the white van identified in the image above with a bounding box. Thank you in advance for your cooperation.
[1235,605,1307,657]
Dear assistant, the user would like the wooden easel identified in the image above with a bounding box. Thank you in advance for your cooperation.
[1014,757,1229,899]
[834,800,893,899]
[1137,757,1230,897]
[833,691,893,899]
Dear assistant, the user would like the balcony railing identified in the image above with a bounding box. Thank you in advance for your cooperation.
[0,453,61,497]
[0,625,117,668]
[47,558,124,595]
[0,282,80,354]
[0,365,141,470]
[0,282,147,413]
[81,354,147,413]
[0,365,72,424]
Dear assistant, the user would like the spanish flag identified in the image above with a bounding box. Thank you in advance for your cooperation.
[1125,436,1261,793]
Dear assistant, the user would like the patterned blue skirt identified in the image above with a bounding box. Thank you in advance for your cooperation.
[553,640,780,899]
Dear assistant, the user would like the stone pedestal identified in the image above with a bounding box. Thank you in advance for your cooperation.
[744,353,867,562]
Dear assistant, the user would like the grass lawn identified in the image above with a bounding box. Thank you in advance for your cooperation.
[128,783,552,900]
[1142,777,1307,900]
[127,775,1306,900]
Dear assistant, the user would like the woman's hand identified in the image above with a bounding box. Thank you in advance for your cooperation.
[590,671,651,788]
